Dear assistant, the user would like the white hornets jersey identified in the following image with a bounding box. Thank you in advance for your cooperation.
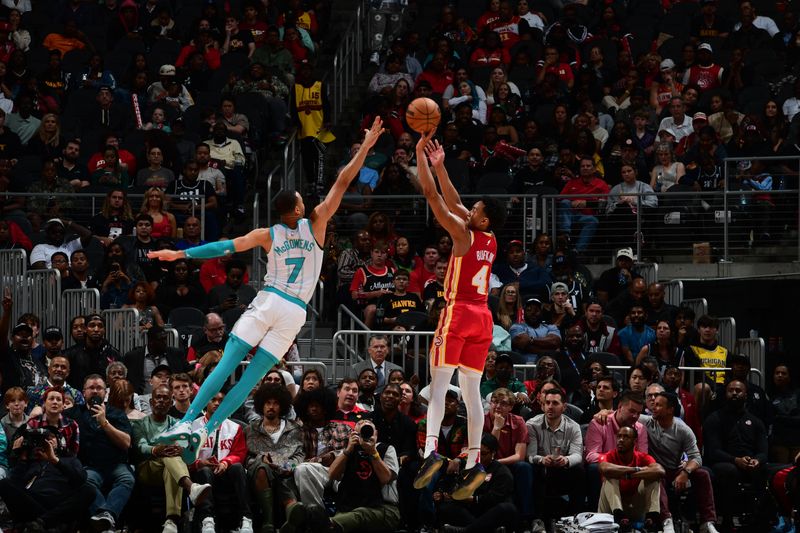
[263,218,323,308]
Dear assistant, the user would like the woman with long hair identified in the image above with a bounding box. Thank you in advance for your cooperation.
[26,113,63,159]
[636,319,690,374]
[155,258,207,318]
[365,212,397,255]
[123,281,165,330]
[650,142,685,193]
[390,235,420,273]
[91,146,130,189]
[495,282,522,331]
[399,381,426,422]
[484,65,520,105]
[140,187,176,239]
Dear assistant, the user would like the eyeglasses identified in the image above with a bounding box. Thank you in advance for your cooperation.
[490,399,513,407]
[646,393,660,398]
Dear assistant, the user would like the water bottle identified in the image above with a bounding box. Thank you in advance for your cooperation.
[656,171,663,192]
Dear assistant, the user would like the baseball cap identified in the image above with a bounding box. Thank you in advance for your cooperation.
[46,218,64,227]
[551,282,569,294]
[151,364,173,378]
[445,387,462,401]
[524,297,543,307]
[698,43,713,53]
[660,58,675,71]
[553,254,567,266]
[86,313,104,325]
[12,322,32,335]
[43,326,63,340]
[692,112,708,122]
[616,247,635,260]
[507,239,524,250]
[159,64,177,76]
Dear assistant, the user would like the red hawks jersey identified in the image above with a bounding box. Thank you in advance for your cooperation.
[443,230,497,305]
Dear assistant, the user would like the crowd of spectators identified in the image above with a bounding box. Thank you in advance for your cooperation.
[341,0,800,258]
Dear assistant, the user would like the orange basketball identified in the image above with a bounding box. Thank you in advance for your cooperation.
[406,97,441,134]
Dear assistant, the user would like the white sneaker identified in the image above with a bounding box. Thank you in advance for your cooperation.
[700,521,720,533]
[662,517,675,533]
[154,420,194,444]
[239,516,254,533]
[162,518,179,533]
[201,516,215,533]
[188,482,211,505]
[369,51,380,65]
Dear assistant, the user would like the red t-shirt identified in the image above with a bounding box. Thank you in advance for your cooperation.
[560,176,611,215]
[600,449,656,497]
[408,264,436,296]
[483,412,529,459]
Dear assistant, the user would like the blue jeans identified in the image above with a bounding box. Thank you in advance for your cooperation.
[86,463,135,519]
[510,461,534,519]
[559,199,599,253]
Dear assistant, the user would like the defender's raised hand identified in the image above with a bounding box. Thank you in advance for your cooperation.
[361,116,385,150]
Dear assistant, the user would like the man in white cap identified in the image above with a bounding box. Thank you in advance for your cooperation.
[682,43,723,91]
[30,218,93,269]
[147,64,194,112]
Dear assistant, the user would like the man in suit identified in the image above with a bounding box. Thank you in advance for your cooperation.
[123,326,190,394]
[350,334,402,388]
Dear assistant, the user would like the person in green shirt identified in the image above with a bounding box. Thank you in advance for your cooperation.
[480,353,529,405]
[132,385,211,533]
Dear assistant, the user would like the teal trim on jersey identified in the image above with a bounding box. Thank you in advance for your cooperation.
[184,240,236,259]
[263,285,307,309]
[306,218,324,249]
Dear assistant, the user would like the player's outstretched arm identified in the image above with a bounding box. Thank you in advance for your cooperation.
[426,139,469,222]
[148,228,272,262]
[312,117,384,232]
[416,133,470,250]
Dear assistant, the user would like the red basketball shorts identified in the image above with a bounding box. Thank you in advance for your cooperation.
[429,301,493,373]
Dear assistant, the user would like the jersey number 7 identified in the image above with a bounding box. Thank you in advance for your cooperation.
[285,257,306,283]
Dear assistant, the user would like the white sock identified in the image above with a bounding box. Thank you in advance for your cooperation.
[423,366,455,458]
[459,368,483,470]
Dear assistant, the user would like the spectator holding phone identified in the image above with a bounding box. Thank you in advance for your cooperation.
[206,259,256,315]
[65,374,134,533]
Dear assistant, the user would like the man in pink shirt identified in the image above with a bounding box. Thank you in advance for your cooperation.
[558,156,610,253]
[584,391,648,509]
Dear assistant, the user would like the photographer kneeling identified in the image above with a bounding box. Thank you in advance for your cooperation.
[0,426,94,531]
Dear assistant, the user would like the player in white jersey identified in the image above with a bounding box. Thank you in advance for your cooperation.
[147,117,385,461]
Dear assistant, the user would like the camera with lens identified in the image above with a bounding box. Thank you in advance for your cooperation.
[359,424,374,441]
[18,427,51,454]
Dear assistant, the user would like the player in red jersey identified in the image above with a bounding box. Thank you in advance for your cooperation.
[412,133,506,499]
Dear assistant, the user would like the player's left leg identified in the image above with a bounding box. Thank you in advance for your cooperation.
[451,309,493,500]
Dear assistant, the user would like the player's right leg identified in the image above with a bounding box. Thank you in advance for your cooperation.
[154,292,273,445]
[451,308,493,500]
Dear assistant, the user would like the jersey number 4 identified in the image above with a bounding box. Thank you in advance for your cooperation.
[471,265,489,295]
[285,257,306,283]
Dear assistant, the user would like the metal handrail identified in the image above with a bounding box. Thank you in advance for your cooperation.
[332,328,434,382]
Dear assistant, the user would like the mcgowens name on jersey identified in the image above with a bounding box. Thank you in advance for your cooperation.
[274,239,316,255]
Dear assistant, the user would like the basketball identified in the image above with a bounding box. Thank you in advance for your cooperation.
[406,97,441,134]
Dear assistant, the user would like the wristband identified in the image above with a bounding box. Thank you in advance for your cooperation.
[371,451,381,460]
[185,240,236,260]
